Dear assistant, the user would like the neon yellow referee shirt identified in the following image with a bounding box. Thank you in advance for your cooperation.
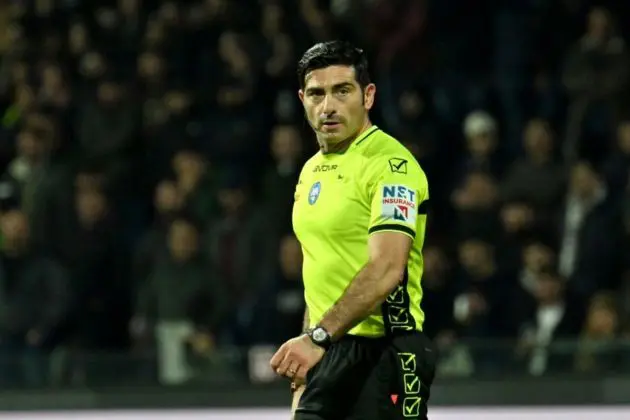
[292,126,429,337]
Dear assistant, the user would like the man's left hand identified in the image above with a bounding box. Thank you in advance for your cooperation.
[270,334,325,382]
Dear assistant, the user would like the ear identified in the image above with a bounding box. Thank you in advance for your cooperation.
[298,89,305,104]
[364,83,376,110]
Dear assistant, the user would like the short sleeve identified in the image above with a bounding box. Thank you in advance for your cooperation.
[365,155,429,239]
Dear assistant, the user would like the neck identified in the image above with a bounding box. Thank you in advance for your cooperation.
[319,121,372,154]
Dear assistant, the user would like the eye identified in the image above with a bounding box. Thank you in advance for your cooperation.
[338,88,350,95]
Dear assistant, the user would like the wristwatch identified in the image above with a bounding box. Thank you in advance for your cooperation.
[307,326,332,350]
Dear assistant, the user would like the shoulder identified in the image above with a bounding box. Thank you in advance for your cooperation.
[358,129,427,185]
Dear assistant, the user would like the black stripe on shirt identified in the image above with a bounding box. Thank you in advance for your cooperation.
[368,224,415,238]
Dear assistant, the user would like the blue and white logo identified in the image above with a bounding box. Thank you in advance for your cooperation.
[308,182,321,205]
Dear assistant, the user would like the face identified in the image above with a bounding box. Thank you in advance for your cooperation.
[159,2,179,23]
[523,243,554,272]
[279,235,302,278]
[68,22,88,54]
[76,190,107,225]
[533,274,562,303]
[271,125,302,162]
[588,8,610,39]
[97,82,121,105]
[458,240,492,272]
[423,247,447,287]
[464,173,498,206]
[261,4,283,35]
[586,303,617,334]
[15,84,35,109]
[1,210,29,249]
[570,163,600,199]
[500,203,534,233]
[138,52,164,80]
[164,91,191,115]
[524,119,553,157]
[467,131,495,157]
[144,19,165,47]
[218,188,247,215]
[119,0,139,16]
[79,52,106,79]
[299,65,375,146]
[154,180,183,214]
[398,91,423,119]
[17,130,44,160]
[168,220,199,261]
[172,151,204,179]
[41,64,63,89]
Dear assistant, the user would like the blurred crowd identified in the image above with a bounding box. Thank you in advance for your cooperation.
[0,0,629,387]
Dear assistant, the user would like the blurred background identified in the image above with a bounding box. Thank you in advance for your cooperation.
[0,0,629,412]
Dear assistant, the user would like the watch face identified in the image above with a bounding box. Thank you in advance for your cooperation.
[312,328,328,343]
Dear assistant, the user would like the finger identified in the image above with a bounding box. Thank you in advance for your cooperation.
[270,345,287,369]
[276,352,293,376]
[285,360,301,380]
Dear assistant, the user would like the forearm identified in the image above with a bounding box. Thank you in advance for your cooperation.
[318,261,401,340]
[302,308,310,333]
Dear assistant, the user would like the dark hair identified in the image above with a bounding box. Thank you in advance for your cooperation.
[297,41,370,90]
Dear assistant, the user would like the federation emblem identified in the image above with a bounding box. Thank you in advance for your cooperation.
[308,181,321,205]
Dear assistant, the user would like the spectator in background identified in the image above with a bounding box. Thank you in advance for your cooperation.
[501,119,566,212]
[452,239,514,373]
[557,161,623,297]
[253,234,304,345]
[142,88,198,188]
[421,246,455,342]
[75,77,138,187]
[133,216,225,385]
[0,210,69,387]
[602,119,630,193]
[514,267,584,376]
[453,239,512,341]
[562,7,629,161]
[133,179,184,293]
[171,150,216,225]
[262,125,304,231]
[64,182,129,353]
[458,111,502,182]
[574,292,620,373]
[518,240,557,297]
[496,200,539,274]
[451,171,499,241]
[205,170,274,346]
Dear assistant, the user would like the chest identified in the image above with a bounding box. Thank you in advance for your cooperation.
[293,160,369,237]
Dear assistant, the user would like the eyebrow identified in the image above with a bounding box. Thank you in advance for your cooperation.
[305,82,355,94]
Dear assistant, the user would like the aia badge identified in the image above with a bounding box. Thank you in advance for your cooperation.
[381,185,417,224]
[308,181,321,205]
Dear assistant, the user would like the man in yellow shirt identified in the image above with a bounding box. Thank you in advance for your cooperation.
[270,41,436,420]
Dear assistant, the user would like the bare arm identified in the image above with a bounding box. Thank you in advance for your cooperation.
[318,231,412,340]
[302,308,310,333]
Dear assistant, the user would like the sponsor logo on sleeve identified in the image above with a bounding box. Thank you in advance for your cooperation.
[381,185,417,224]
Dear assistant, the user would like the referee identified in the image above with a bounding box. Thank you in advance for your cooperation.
[270,41,437,420]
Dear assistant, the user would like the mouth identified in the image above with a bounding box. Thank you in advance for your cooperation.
[321,121,342,130]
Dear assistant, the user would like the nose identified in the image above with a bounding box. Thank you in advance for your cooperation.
[321,94,337,116]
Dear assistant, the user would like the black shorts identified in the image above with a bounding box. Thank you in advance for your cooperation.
[294,331,437,420]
